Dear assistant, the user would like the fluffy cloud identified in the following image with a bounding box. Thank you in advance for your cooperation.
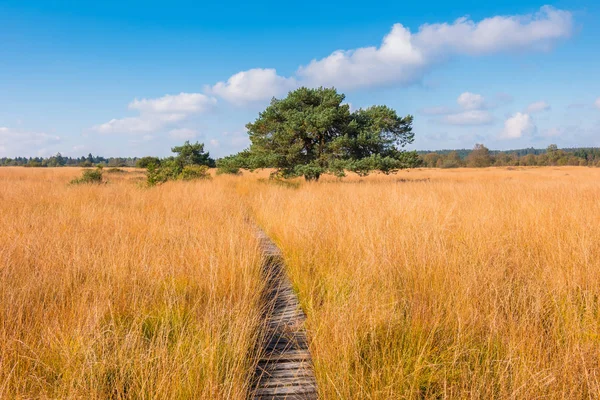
[93,93,216,134]
[129,93,215,114]
[0,127,61,156]
[93,113,186,134]
[207,68,296,105]
[205,7,572,103]
[442,110,493,125]
[439,92,493,125]
[295,6,571,90]
[595,98,600,110]
[96,6,573,132]
[500,112,536,139]
[413,6,572,56]
[297,24,426,89]
[457,92,486,110]
[526,101,551,113]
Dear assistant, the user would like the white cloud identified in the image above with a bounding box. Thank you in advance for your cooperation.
[93,113,186,134]
[437,92,493,125]
[442,110,493,125]
[526,101,551,113]
[207,68,296,105]
[297,23,426,89]
[168,128,198,140]
[0,127,61,156]
[93,93,216,134]
[129,93,215,114]
[204,7,572,103]
[295,6,572,90]
[500,112,536,139]
[209,139,220,147]
[457,92,486,110]
[96,7,571,115]
[413,6,572,56]
[595,98,600,110]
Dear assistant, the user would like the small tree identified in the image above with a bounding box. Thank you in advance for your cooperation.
[467,143,492,167]
[144,141,213,186]
[136,156,161,169]
[233,87,418,180]
[171,141,215,169]
[70,166,104,184]
[440,151,463,168]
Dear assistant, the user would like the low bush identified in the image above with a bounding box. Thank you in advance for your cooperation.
[70,167,104,184]
[180,165,210,181]
[216,164,241,175]
[215,157,242,175]
[147,163,211,186]
[106,168,127,174]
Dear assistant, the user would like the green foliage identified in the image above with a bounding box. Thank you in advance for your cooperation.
[46,153,66,167]
[24,160,45,168]
[257,178,301,189]
[238,87,417,180]
[145,142,213,186]
[215,155,242,175]
[136,156,161,169]
[467,143,492,167]
[180,165,210,181]
[417,143,600,168]
[70,167,104,184]
[171,141,215,168]
[106,168,127,174]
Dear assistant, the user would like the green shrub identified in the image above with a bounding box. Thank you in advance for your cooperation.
[216,165,241,175]
[24,161,45,168]
[71,167,104,184]
[180,165,210,181]
[107,168,126,174]
[215,156,242,175]
[136,156,161,169]
[257,178,301,189]
[440,159,460,169]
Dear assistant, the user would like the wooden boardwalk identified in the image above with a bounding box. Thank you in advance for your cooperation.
[250,229,318,400]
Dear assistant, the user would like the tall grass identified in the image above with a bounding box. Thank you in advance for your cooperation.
[0,168,263,399]
[3,166,600,398]
[247,167,600,399]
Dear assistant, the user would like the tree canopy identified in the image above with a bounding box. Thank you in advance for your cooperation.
[220,87,418,180]
[145,141,214,185]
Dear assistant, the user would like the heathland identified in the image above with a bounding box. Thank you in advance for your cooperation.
[1,166,599,398]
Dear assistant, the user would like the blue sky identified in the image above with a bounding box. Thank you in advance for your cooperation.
[1,0,599,158]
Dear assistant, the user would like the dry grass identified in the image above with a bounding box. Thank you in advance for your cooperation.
[3,166,600,399]
[0,168,263,399]
[245,167,600,399]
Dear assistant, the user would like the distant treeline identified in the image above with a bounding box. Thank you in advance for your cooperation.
[0,153,139,168]
[3,144,600,169]
[418,145,600,168]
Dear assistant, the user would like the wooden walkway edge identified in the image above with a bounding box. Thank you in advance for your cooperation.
[250,229,318,400]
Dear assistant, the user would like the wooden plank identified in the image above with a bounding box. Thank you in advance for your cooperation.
[254,385,318,396]
[250,227,318,400]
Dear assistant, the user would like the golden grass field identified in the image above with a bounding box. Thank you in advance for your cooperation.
[2,166,600,398]
[0,168,263,399]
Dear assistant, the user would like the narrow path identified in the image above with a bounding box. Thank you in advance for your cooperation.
[250,229,318,400]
